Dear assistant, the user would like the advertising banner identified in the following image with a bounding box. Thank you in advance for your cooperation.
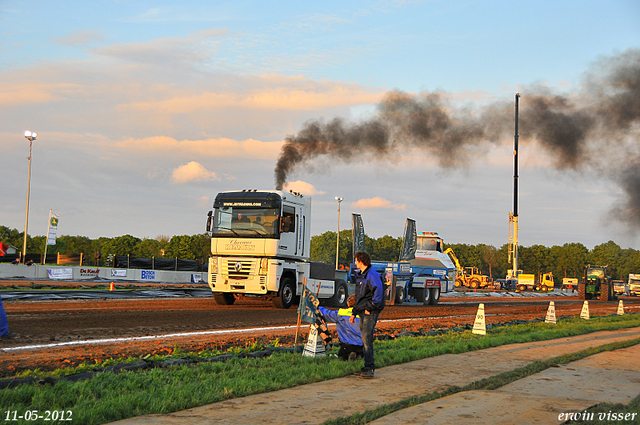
[47,268,72,280]
[111,269,127,277]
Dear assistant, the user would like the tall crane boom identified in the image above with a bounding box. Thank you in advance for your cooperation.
[508,94,520,277]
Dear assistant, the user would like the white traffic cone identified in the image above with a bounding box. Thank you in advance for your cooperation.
[302,326,326,357]
[472,303,486,335]
[545,301,557,324]
[617,299,624,316]
[580,300,590,320]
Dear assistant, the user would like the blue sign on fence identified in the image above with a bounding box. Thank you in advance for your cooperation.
[141,270,156,280]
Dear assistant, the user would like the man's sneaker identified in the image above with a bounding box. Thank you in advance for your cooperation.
[359,369,375,379]
[353,367,368,376]
[348,352,357,362]
[0,332,19,341]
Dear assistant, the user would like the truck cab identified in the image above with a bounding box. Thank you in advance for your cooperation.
[206,190,347,309]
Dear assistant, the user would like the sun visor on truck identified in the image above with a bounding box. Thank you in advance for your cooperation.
[214,191,282,209]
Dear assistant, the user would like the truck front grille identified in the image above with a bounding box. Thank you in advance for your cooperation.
[223,259,256,280]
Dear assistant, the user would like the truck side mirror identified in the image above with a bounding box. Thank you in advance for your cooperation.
[206,210,213,232]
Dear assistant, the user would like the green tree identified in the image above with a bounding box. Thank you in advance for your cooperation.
[0,226,23,248]
[369,235,401,261]
[101,234,142,256]
[588,241,622,278]
[191,233,212,260]
[310,231,337,265]
[481,245,500,280]
[165,235,194,259]
[134,238,163,258]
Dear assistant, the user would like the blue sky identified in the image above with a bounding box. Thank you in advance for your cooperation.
[1,0,640,249]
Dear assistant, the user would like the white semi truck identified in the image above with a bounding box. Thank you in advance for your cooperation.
[205,189,348,309]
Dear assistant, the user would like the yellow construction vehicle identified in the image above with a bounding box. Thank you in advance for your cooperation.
[443,248,491,289]
[515,272,555,292]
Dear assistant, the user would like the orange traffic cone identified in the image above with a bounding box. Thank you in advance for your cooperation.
[109,282,114,291]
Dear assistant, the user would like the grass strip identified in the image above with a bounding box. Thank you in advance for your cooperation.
[1,314,639,424]
[323,337,640,425]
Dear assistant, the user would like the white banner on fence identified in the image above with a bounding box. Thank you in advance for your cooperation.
[191,273,204,283]
[47,268,72,280]
[111,269,127,277]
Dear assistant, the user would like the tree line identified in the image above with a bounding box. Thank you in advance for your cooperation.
[3,224,640,281]
[0,226,210,262]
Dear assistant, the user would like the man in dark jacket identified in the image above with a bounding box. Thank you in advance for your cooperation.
[350,251,384,379]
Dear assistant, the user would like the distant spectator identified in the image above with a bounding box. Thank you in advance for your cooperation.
[0,295,18,341]
[11,258,19,265]
[26,260,34,266]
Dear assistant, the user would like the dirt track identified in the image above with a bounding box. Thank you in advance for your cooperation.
[1,285,638,378]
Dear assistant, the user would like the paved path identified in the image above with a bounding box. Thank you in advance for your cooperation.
[110,326,640,425]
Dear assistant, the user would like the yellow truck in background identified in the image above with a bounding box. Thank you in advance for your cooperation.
[513,272,555,292]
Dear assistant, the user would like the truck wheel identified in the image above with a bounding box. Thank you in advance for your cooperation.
[422,288,432,305]
[428,287,440,305]
[600,283,610,301]
[454,279,462,287]
[332,279,348,307]
[395,286,406,304]
[469,278,480,289]
[273,277,295,309]
[213,292,236,305]
[577,282,586,300]
[415,288,425,302]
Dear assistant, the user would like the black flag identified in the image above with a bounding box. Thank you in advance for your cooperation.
[399,218,417,261]
[352,213,366,258]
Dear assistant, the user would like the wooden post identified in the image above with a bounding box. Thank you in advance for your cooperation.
[294,277,308,348]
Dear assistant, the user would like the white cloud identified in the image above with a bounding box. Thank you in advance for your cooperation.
[115,136,283,160]
[171,161,220,183]
[282,180,325,196]
[351,196,406,210]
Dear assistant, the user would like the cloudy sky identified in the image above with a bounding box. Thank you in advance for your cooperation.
[1,0,639,249]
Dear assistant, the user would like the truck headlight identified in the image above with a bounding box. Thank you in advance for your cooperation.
[259,258,269,275]
[210,257,218,274]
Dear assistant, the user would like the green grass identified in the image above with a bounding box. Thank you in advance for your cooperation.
[1,313,639,425]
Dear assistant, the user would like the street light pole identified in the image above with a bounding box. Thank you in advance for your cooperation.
[335,197,343,269]
[22,130,37,264]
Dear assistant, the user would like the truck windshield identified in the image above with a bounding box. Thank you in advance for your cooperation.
[212,207,279,238]
[588,268,605,278]
[417,237,441,252]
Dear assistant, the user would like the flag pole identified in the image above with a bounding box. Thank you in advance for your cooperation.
[42,209,51,264]
[294,277,307,348]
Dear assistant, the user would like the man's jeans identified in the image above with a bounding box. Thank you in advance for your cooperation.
[359,311,380,370]
[0,295,9,336]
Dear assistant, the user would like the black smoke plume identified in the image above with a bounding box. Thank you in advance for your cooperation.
[274,49,640,229]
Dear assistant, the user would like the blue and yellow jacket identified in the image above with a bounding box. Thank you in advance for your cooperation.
[318,306,362,346]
